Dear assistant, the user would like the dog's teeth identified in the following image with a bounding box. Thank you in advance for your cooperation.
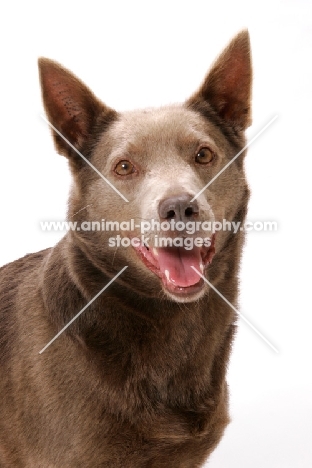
[165,269,170,281]
[200,263,204,273]
[152,248,158,257]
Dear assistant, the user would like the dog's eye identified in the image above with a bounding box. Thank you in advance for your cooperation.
[195,147,214,165]
[114,160,136,176]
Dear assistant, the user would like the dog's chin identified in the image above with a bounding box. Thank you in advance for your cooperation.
[132,235,215,303]
[161,279,208,303]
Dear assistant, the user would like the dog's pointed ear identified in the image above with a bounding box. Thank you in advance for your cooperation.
[187,30,252,130]
[38,58,116,158]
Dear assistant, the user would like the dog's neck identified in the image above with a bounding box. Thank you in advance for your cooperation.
[40,225,243,362]
[39,229,241,432]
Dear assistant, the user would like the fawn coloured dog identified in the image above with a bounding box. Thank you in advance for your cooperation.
[0,31,252,467]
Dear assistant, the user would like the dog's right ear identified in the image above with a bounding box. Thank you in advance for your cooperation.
[186,30,252,131]
[38,58,117,161]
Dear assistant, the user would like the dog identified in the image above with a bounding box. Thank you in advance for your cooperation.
[0,30,252,467]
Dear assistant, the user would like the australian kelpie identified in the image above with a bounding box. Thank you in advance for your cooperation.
[0,30,252,467]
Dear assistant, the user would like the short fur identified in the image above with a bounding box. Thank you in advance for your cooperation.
[0,31,252,467]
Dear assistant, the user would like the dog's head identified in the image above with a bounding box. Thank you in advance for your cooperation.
[39,30,252,303]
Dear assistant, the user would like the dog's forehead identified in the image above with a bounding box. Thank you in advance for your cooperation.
[107,106,215,149]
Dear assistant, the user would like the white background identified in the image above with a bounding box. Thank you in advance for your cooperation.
[0,1,311,466]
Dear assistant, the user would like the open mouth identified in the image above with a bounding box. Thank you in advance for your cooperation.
[133,235,215,297]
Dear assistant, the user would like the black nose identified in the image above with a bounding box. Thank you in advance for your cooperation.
[158,194,199,222]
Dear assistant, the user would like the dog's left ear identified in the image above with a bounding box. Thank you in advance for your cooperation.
[187,30,252,130]
[38,58,117,161]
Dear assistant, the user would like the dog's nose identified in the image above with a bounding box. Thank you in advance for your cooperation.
[158,194,199,222]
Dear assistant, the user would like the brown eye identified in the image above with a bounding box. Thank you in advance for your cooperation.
[114,160,136,176]
[195,147,214,165]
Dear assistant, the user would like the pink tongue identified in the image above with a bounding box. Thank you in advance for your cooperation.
[156,246,202,287]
